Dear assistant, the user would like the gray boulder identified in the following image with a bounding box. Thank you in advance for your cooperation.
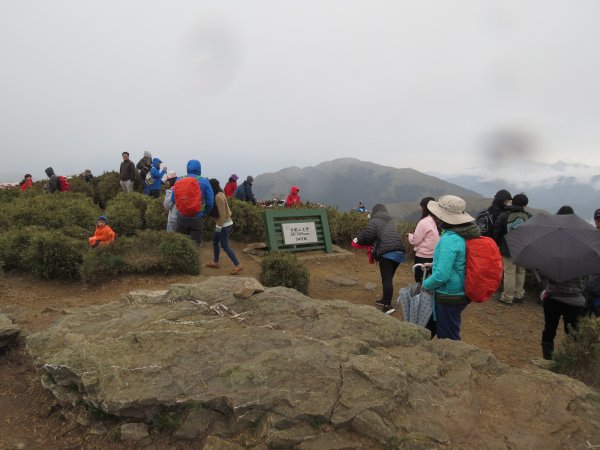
[27,277,600,449]
[0,312,20,348]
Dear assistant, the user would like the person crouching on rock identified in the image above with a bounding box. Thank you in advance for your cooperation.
[356,203,406,314]
[89,215,116,248]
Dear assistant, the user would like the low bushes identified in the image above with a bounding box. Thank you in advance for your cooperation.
[104,192,149,236]
[25,230,87,280]
[259,252,310,295]
[81,231,200,285]
[326,208,369,247]
[228,200,265,242]
[145,197,168,231]
[552,317,600,389]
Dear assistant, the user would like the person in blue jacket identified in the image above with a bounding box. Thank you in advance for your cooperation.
[148,158,167,198]
[422,195,480,340]
[174,159,214,244]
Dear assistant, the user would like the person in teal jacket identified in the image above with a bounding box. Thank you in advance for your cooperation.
[422,195,480,340]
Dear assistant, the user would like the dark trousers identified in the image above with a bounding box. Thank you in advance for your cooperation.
[149,189,160,198]
[435,303,468,340]
[542,298,586,345]
[176,216,204,244]
[379,257,400,306]
[212,225,240,266]
[413,256,433,283]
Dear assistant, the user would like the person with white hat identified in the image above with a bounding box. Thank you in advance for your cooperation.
[422,195,480,340]
[163,171,178,232]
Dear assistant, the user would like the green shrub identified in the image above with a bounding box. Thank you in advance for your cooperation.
[145,197,168,231]
[396,221,416,263]
[326,207,369,247]
[80,247,125,286]
[229,199,265,242]
[25,230,86,280]
[81,230,199,285]
[0,226,46,271]
[105,192,149,236]
[68,176,95,200]
[158,232,200,275]
[6,192,100,231]
[552,317,600,389]
[259,252,310,295]
[93,171,122,208]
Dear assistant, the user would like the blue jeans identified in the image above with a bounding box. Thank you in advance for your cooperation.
[213,225,240,266]
[435,303,468,340]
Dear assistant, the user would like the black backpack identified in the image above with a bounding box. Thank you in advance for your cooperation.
[476,209,494,237]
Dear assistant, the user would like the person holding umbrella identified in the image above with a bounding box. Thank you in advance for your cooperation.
[505,210,600,360]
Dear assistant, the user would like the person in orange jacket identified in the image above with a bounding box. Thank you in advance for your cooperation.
[89,215,116,248]
[285,186,301,207]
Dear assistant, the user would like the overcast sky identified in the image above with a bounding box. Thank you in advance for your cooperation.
[1,0,600,183]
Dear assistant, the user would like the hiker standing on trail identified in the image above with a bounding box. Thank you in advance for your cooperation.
[44,167,59,193]
[234,176,256,205]
[136,151,153,195]
[148,158,167,198]
[173,159,214,244]
[422,195,480,340]
[493,193,531,305]
[285,186,301,208]
[19,174,33,191]
[407,197,440,283]
[356,203,406,315]
[224,174,238,198]
[476,189,512,237]
[119,151,136,193]
[163,171,178,232]
[206,178,243,274]
[538,206,587,359]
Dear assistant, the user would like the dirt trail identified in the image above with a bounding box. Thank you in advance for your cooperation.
[0,243,557,449]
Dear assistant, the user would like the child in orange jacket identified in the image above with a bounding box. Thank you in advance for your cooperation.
[89,215,116,248]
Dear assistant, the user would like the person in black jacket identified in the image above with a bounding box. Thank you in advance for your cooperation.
[356,203,406,314]
[493,193,531,304]
[44,167,59,193]
[234,176,256,205]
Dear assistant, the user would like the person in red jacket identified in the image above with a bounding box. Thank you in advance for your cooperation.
[285,186,301,207]
[89,216,116,248]
[223,174,238,198]
[19,174,33,191]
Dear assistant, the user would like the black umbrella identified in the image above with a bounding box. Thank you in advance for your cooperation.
[505,213,600,282]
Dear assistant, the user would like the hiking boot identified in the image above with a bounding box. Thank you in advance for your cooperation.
[231,265,243,275]
[375,299,386,306]
[513,297,524,304]
[542,341,554,360]
[205,262,219,269]
[382,305,395,315]
[496,296,513,305]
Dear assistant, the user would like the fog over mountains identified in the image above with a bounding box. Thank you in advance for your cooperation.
[436,160,600,221]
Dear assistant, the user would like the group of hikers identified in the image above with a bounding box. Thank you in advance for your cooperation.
[356,190,600,360]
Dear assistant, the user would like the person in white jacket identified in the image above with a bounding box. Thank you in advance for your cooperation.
[407,196,440,283]
[162,171,178,232]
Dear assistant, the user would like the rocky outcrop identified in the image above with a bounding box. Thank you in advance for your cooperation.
[27,277,600,449]
[0,312,20,348]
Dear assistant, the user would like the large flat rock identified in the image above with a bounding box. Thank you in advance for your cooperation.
[27,277,600,449]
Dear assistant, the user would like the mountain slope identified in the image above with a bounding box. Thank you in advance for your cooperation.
[254,158,483,213]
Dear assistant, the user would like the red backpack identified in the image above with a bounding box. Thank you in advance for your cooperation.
[465,237,503,303]
[58,176,71,192]
[173,176,202,217]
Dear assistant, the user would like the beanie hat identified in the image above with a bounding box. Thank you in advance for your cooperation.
[98,215,109,224]
[512,193,529,207]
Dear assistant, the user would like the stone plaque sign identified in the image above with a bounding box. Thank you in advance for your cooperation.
[282,222,318,245]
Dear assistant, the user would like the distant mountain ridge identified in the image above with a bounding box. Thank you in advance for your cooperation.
[436,160,600,221]
[253,158,483,216]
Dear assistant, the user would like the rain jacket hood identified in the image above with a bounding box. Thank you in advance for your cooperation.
[45,167,55,177]
[290,186,299,194]
[152,158,162,169]
[187,160,202,176]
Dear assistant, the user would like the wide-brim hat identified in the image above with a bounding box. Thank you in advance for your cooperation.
[427,195,474,225]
